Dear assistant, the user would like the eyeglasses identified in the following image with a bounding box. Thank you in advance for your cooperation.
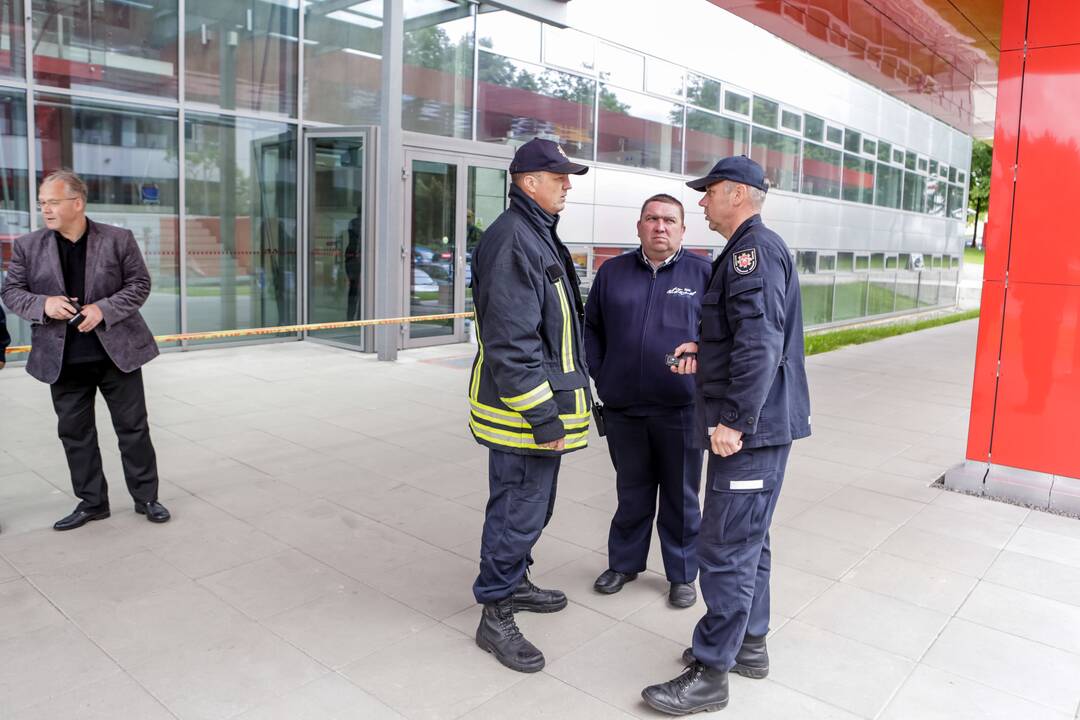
[36,197,78,209]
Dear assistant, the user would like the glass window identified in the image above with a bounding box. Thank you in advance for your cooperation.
[885,254,898,269]
[685,110,749,176]
[818,254,836,271]
[917,157,928,172]
[184,113,297,339]
[800,142,841,199]
[876,140,892,162]
[645,58,684,98]
[750,127,799,192]
[724,90,750,116]
[0,89,30,347]
[0,0,24,80]
[804,114,824,142]
[543,24,595,74]
[186,0,298,115]
[949,166,958,183]
[875,164,902,209]
[902,172,927,212]
[752,97,778,128]
[904,151,917,170]
[403,10,474,138]
[948,184,965,219]
[855,255,870,271]
[870,253,885,269]
[478,53,595,159]
[597,85,682,173]
[476,9,540,62]
[597,43,643,90]
[863,138,876,156]
[837,252,854,271]
[958,170,966,184]
[925,177,947,217]
[780,110,801,133]
[31,0,177,98]
[797,250,817,273]
[929,159,939,176]
[35,95,179,336]
[303,0,381,125]
[842,154,875,204]
[893,148,904,164]
[826,126,843,145]
[843,129,861,154]
[686,74,721,111]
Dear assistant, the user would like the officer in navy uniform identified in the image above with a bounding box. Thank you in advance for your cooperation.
[468,138,593,673]
[585,193,710,608]
[641,156,811,715]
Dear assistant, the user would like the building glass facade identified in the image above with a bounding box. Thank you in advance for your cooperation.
[0,0,970,354]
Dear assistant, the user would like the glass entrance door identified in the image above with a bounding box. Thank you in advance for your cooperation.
[404,151,507,347]
[305,131,372,349]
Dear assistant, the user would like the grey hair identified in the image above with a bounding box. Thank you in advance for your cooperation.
[42,169,88,201]
[722,180,767,211]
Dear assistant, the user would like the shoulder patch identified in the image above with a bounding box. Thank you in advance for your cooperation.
[733,247,757,275]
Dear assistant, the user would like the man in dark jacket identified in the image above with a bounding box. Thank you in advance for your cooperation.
[642,156,811,715]
[1,170,170,531]
[585,194,710,609]
[468,138,591,673]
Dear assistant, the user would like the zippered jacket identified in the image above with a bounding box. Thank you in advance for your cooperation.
[467,184,591,455]
[584,247,711,412]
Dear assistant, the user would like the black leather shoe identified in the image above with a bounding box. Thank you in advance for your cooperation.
[642,661,729,715]
[668,582,697,608]
[134,501,171,523]
[512,573,567,613]
[53,508,111,531]
[594,569,638,594]
[681,633,769,679]
[475,598,545,673]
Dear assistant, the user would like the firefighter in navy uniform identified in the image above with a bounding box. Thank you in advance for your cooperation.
[468,138,592,674]
[642,156,811,715]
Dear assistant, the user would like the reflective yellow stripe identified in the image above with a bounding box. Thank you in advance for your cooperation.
[574,388,586,415]
[553,279,575,373]
[470,316,484,401]
[470,419,589,451]
[470,399,589,429]
[501,381,554,412]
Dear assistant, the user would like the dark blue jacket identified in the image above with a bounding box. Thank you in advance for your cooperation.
[694,214,811,449]
[585,247,711,413]
[0,304,9,358]
[467,184,591,455]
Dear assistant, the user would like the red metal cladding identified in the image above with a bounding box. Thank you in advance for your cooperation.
[982,50,1023,283]
[990,282,1080,478]
[1000,0,1028,51]
[1009,45,1080,286]
[1027,0,1080,49]
[965,280,1005,462]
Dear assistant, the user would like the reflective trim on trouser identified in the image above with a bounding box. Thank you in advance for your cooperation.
[691,443,790,671]
[473,448,561,604]
[605,406,703,583]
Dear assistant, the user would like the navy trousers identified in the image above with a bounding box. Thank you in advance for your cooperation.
[605,406,702,583]
[691,443,791,670]
[473,449,560,604]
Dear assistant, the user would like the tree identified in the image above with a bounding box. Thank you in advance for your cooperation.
[968,139,992,248]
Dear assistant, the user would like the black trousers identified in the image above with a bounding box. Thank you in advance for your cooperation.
[605,406,702,583]
[49,359,159,512]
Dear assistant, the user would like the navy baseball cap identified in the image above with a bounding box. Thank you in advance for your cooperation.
[686,155,768,192]
[509,138,589,175]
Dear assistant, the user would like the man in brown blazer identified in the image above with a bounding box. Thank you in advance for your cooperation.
[1,170,170,530]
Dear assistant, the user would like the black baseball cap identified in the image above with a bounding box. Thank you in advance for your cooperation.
[686,155,768,192]
[509,138,589,175]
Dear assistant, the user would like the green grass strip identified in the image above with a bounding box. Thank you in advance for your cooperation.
[805,308,981,356]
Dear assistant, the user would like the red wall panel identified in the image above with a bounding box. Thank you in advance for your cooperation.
[965,280,1006,462]
[1000,0,1028,51]
[982,50,1023,283]
[989,282,1080,478]
[1027,0,1080,49]
[1009,45,1080,286]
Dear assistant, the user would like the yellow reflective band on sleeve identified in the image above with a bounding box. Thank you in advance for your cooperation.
[469,419,589,451]
[500,381,554,412]
[553,279,575,373]
[470,399,589,429]
[574,388,586,415]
